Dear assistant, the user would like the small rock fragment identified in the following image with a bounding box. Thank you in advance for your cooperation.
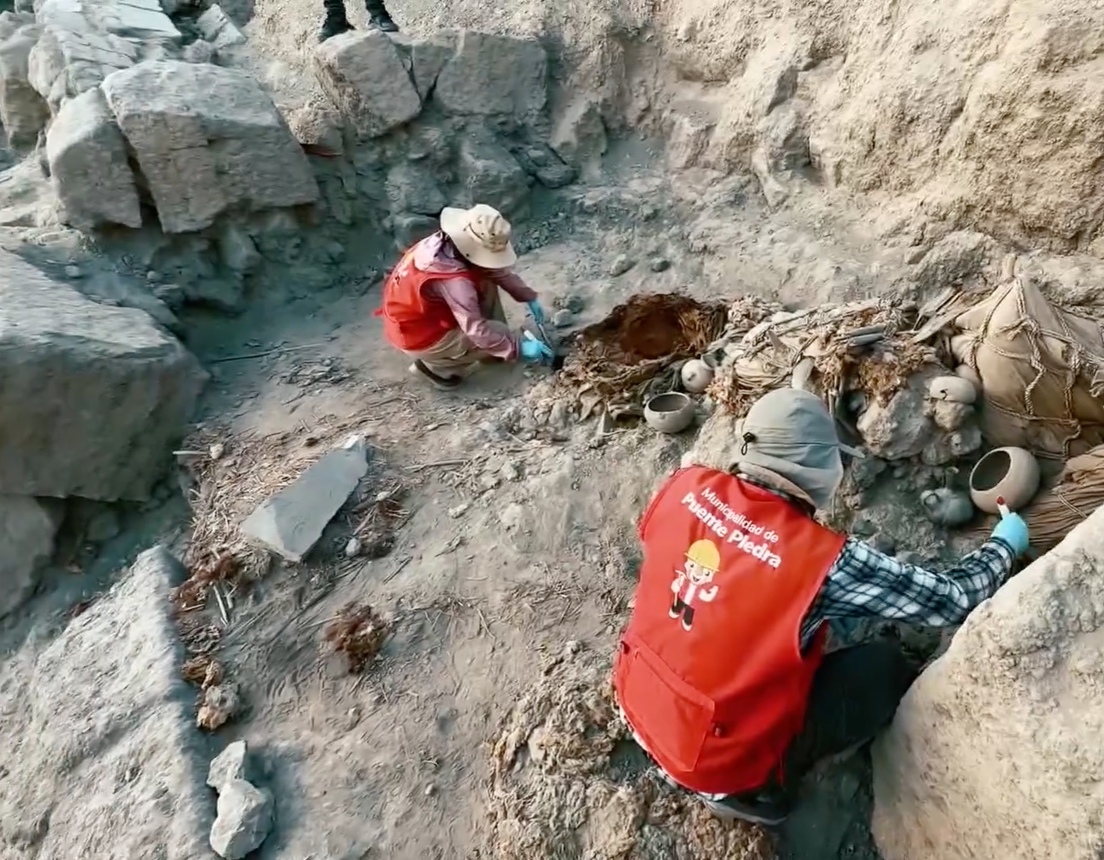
[209,779,274,860]
[344,537,361,557]
[197,682,241,731]
[447,502,469,518]
[207,740,250,792]
[552,308,574,328]
[609,254,634,276]
[649,257,671,272]
[64,264,82,279]
[196,4,246,50]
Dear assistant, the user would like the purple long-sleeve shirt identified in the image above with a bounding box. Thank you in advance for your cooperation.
[413,232,537,360]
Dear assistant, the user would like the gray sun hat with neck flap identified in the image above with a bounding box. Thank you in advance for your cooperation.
[735,388,861,510]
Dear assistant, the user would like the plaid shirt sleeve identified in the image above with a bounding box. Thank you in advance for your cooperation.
[801,537,1017,644]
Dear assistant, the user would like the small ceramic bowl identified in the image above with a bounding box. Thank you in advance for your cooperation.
[680,359,715,394]
[969,446,1040,513]
[929,375,978,405]
[644,392,696,435]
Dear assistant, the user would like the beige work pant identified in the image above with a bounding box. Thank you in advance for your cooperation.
[403,288,508,377]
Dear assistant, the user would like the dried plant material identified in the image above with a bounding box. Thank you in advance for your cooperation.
[347,482,407,560]
[176,615,223,655]
[323,602,393,674]
[539,293,728,419]
[484,643,772,860]
[174,551,242,611]
[197,681,241,731]
[182,654,218,686]
[708,299,938,417]
[183,415,366,580]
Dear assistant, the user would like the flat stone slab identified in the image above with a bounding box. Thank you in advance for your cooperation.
[0,546,211,857]
[240,437,370,562]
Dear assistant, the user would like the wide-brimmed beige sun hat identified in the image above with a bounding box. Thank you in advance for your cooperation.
[440,203,518,269]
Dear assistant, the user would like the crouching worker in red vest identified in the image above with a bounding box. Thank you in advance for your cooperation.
[377,203,551,389]
[614,388,1030,826]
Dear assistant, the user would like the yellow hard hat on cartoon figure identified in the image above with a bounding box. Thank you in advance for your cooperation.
[685,539,720,571]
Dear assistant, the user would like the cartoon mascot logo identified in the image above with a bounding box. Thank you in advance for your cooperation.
[669,539,721,632]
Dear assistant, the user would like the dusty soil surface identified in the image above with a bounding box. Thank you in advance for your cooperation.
[159,150,919,859]
[0,129,945,858]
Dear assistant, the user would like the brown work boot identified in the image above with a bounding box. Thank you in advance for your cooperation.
[410,360,461,390]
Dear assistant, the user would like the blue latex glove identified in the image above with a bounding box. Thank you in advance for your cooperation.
[527,300,546,325]
[992,513,1030,556]
[520,338,553,364]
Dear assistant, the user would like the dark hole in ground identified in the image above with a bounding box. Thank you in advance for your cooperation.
[575,293,728,364]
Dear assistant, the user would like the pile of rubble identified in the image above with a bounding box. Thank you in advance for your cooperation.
[483,642,773,860]
[0,1,576,266]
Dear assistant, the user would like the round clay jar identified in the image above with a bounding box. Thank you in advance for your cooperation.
[928,375,978,405]
[969,447,1041,513]
[644,392,696,435]
[954,364,983,393]
[680,359,715,394]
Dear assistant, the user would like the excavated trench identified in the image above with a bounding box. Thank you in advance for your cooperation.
[2,0,1104,856]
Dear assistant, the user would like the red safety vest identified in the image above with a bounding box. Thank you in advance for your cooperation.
[378,238,480,352]
[613,465,846,796]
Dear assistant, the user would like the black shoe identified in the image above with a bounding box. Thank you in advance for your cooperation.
[701,789,791,826]
[319,16,354,41]
[367,5,398,31]
[411,360,461,390]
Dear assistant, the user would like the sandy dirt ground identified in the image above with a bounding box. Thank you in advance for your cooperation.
[157,145,921,859]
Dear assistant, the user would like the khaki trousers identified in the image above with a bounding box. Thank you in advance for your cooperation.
[403,288,508,377]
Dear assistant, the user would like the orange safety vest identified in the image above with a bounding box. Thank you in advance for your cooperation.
[378,237,480,352]
[613,465,846,796]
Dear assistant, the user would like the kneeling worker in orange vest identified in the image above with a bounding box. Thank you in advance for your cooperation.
[379,203,552,389]
[614,388,1030,826]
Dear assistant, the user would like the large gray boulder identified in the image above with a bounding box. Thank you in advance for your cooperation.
[101,61,319,233]
[46,86,142,229]
[456,133,530,217]
[872,504,1104,860]
[312,30,422,138]
[434,31,547,122]
[0,495,60,618]
[0,21,49,148]
[0,250,205,500]
[28,19,138,111]
[0,545,210,857]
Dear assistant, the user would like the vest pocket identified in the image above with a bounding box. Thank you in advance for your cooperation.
[621,639,715,774]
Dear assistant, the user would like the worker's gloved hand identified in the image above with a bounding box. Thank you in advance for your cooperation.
[520,339,553,364]
[526,300,546,325]
[992,513,1030,556]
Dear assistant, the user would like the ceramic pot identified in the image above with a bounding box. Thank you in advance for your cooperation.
[644,392,696,435]
[681,359,715,394]
[920,488,975,527]
[928,375,978,405]
[954,364,983,393]
[969,447,1040,513]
